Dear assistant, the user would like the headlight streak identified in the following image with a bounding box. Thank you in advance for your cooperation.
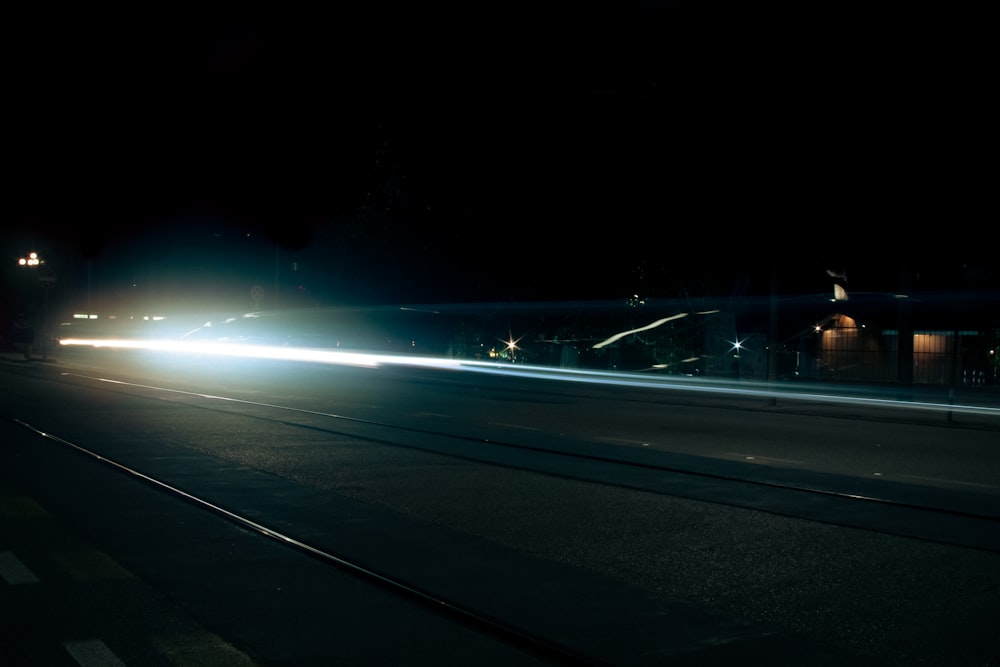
[58,337,1000,418]
[59,337,435,369]
[592,313,689,349]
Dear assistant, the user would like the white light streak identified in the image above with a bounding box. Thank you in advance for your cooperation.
[592,313,689,349]
[56,337,1000,418]
[59,338,426,369]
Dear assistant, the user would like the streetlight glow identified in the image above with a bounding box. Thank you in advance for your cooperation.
[18,251,42,267]
[16,251,51,360]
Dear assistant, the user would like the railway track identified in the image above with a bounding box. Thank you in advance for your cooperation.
[10,413,604,666]
[24,365,1000,554]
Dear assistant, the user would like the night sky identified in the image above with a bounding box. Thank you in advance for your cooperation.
[5,5,995,314]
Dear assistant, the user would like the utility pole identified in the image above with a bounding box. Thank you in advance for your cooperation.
[896,264,914,400]
[274,244,280,310]
[768,265,778,406]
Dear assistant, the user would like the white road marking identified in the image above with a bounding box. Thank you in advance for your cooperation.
[0,551,39,584]
[597,437,648,446]
[63,639,125,667]
[730,453,805,465]
[64,639,127,667]
[487,422,540,431]
[896,474,1000,491]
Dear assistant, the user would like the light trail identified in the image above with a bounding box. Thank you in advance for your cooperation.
[592,313,689,349]
[58,337,1000,418]
[59,337,448,370]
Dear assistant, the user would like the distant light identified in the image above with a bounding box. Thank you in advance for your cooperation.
[498,331,523,360]
[17,252,42,267]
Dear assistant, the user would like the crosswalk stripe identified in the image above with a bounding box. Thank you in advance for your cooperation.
[0,550,39,584]
[63,639,127,667]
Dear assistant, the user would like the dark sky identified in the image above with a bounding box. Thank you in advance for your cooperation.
[5,5,995,310]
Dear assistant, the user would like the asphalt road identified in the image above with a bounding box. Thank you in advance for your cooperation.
[2,347,999,666]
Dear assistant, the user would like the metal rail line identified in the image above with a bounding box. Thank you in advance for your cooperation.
[46,371,1000,551]
[10,415,605,667]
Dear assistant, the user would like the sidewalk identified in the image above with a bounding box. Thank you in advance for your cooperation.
[0,350,58,363]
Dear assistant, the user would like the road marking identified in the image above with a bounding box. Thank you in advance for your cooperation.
[730,453,805,465]
[896,474,1000,491]
[410,411,453,419]
[487,422,540,431]
[153,631,258,666]
[0,550,39,584]
[597,437,648,446]
[64,639,126,667]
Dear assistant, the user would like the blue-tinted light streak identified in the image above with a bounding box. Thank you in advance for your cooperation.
[58,337,1000,418]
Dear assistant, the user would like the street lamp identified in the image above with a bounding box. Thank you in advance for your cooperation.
[16,251,54,360]
[18,251,42,267]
